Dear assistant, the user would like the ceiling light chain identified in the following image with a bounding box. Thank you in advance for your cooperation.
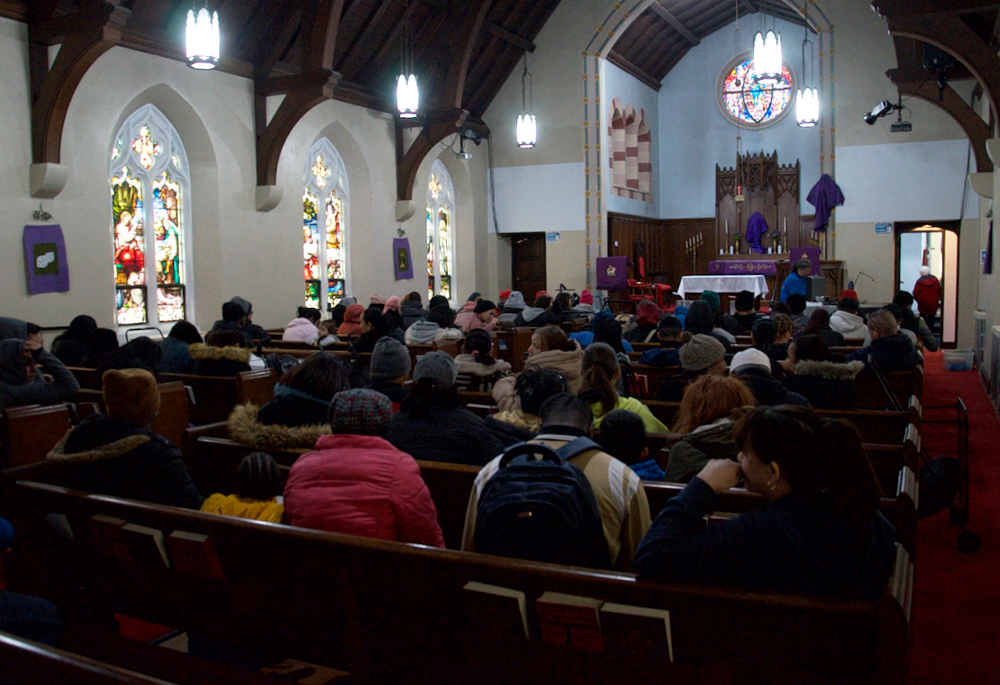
[186,2,220,70]
[516,52,536,149]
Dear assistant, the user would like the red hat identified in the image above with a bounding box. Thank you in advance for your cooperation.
[499,289,512,302]
[383,296,401,314]
[579,289,594,305]
[840,289,858,301]
[535,290,549,300]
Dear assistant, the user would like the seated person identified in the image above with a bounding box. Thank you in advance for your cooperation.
[160,321,202,374]
[654,334,726,402]
[366,337,411,408]
[493,368,567,433]
[492,327,583,410]
[599,409,664,481]
[830,294,870,343]
[1,514,63,645]
[699,290,740,338]
[230,353,347,448]
[80,328,121,368]
[578,343,668,433]
[0,317,40,343]
[388,352,520,466]
[190,328,252,376]
[514,294,560,328]
[201,452,285,522]
[454,329,512,392]
[400,291,428,330]
[893,291,938,352]
[624,300,662,344]
[847,310,923,372]
[46,369,203,509]
[454,292,482,331]
[793,308,845,348]
[0,337,79,409]
[569,289,596,320]
[779,258,811,303]
[210,302,254,348]
[462,393,651,571]
[634,405,897,601]
[352,307,392,354]
[229,296,270,345]
[98,337,162,376]
[496,290,527,324]
[785,294,809,329]
[638,316,686,367]
[752,316,790,364]
[380,306,407,344]
[461,299,498,334]
[732,290,761,333]
[664,375,756,483]
[51,314,98,366]
[569,311,635,353]
[404,305,464,345]
[683,300,733,352]
[283,389,445,547]
[783,335,863,410]
[337,303,365,337]
[283,306,322,345]
[729,348,809,408]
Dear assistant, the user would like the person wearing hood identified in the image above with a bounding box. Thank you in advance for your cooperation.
[729,349,810,409]
[634,405,896,601]
[229,353,347,449]
[454,329,512,392]
[893,291,938,352]
[624,299,662,343]
[210,302,255,349]
[46,368,203,509]
[568,289,597,320]
[399,292,428,330]
[783,336,864,410]
[453,292,482,330]
[160,321,202,374]
[0,317,33,343]
[0,337,80,409]
[283,307,322,345]
[51,315,98,366]
[460,299,498,333]
[699,290,740,338]
[191,329,252,377]
[404,305,463,345]
[514,294,559,327]
[496,290,527,324]
[337,303,365,337]
[638,316,687,367]
[230,296,270,344]
[847,310,923,372]
[912,266,942,331]
[829,295,870,344]
[492,326,584,411]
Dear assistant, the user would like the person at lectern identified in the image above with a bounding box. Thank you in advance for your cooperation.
[779,258,812,303]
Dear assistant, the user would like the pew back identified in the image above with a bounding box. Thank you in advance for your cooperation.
[0,404,71,469]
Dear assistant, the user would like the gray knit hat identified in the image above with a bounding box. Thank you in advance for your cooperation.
[679,334,726,371]
[370,337,411,380]
[413,350,458,389]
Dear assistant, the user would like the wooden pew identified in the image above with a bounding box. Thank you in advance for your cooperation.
[67,367,103,390]
[494,328,534,372]
[0,404,72,469]
[855,366,923,410]
[67,383,190,449]
[159,369,276,425]
[6,480,913,684]
[631,364,683,398]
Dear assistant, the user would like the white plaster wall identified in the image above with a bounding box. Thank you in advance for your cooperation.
[488,163,586,234]
[604,60,660,219]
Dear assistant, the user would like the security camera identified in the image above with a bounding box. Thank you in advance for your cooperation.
[863,99,893,125]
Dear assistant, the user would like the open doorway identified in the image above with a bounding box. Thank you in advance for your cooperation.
[895,221,959,348]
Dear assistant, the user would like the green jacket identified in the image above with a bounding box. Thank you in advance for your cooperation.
[664,420,739,483]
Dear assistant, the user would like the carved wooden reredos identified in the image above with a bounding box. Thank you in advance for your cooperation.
[716,151,802,253]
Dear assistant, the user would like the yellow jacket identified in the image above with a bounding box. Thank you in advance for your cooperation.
[200,493,284,523]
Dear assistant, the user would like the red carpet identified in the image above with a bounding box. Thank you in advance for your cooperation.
[908,351,1000,683]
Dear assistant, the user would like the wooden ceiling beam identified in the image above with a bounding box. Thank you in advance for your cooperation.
[607,50,662,90]
[335,0,400,77]
[440,0,494,110]
[482,20,535,52]
[874,1,1000,15]
[893,77,991,171]
[650,1,700,46]
[396,107,469,201]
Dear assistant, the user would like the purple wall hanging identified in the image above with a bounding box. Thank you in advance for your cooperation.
[24,224,70,294]
[393,237,413,280]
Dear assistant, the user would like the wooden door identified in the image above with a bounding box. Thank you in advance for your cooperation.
[511,233,546,300]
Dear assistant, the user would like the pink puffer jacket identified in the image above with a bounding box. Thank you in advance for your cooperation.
[283,434,445,547]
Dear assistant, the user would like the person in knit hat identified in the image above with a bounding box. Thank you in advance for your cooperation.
[366,337,411,407]
[459,299,497,334]
[283,389,444,547]
[46,369,203,509]
[625,299,662,343]
[370,294,387,307]
[654,334,728,402]
[498,289,512,308]
[569,288,597,321]
[383,296,402,314]
[229,296,270,344]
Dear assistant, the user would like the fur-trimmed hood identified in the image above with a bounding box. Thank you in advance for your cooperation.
[228,402,329,449]
[189,343,250,363]
[793,359,864,380]
[46,427,150,464]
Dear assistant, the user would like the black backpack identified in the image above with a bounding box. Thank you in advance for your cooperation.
[474,438,611,569]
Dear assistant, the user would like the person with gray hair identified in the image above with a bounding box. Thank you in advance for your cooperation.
[847,309,922,371]
[779,257,812,303]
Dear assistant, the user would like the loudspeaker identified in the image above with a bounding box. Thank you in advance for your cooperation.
[805,276,826,301]
[923,44,956,71]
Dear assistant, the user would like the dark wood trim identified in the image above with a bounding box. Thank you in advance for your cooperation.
[650,1,700,45]
[395,108,469,201]
[607,50,662,91]
[482,20,535,52]
[440,0,494,110]
[874,0,1000,15]
[0,0,27,21]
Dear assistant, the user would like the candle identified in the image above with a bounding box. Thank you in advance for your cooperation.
[725,219,729,235]
[783,218,787,231]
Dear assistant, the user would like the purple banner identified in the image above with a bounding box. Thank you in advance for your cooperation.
[24,224,69,294]
[708,260,777,276]
[596,256,628,290]
[790,246,821,275]
[393,237,413,280]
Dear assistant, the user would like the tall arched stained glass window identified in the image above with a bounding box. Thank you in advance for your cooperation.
[716,54,794,128]
[109,105,190,327]
[303,139,349,313]
[426,160,455,302]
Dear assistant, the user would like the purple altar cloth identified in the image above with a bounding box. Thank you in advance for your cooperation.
[707,260,777,276]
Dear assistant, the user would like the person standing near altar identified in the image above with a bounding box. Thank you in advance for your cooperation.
[779,258,812,303]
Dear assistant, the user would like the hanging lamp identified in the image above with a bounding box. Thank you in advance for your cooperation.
[516,53,536,148]
[186,4,220,70]
[396,5,419,118]
[795,6,819,127]
[752,11,782,84]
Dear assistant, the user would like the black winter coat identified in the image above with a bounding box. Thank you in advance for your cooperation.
[47,413,203,509]
[257,389,331,427]
[387,406,518,466]
[400,302,428,330]
[784,360,864,410]
[734,367,810,408]
[848,334,922,372]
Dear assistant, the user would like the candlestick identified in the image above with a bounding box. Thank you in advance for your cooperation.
[725,219,729,235]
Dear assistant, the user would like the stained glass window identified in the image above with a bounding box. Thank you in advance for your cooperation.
[719,56,793,126]
[302,139,349,313]
[109,105,190,327]
[426,161,456,302]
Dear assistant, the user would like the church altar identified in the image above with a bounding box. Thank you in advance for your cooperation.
[707,260,777,276]
[677,274,769,300]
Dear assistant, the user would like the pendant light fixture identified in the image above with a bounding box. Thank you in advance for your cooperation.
[186,4,220,70]
[752,11,782,84]
[396,2,418,119]
[795,6,819,128]
[516,52,536,149]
